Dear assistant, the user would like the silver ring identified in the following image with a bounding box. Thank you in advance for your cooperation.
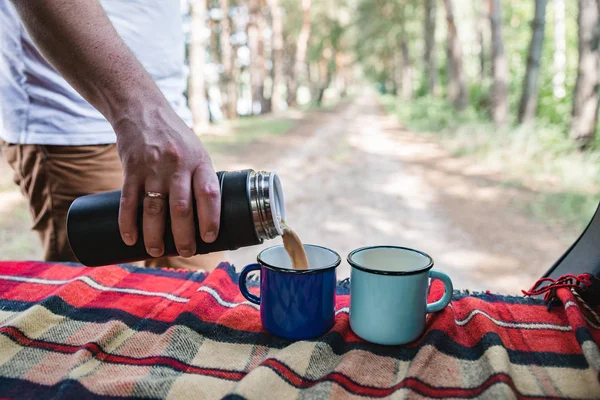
[145,191,168,200]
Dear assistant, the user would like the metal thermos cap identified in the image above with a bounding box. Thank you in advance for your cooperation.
[248,170,286,240]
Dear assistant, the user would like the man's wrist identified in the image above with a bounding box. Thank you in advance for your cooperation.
[106,86,171,136]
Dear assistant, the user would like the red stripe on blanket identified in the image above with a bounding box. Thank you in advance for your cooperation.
[261,358,561,399]
[0,326,246,381]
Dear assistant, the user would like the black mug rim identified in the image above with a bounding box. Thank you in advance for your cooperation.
[257,244,341,274]
[347,246,434,276]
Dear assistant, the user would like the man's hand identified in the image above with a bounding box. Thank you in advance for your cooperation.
[115,104,221,258]
[10,0,221,257]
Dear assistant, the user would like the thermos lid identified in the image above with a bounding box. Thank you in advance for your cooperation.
[270,173,285,236]
[249,170,286,240]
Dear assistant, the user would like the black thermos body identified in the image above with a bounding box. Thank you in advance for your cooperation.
[66,169,286,266]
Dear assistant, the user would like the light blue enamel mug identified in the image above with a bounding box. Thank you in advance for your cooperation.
[347,246,453,345]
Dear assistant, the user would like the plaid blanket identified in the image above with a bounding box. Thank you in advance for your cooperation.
[0,261,598,399]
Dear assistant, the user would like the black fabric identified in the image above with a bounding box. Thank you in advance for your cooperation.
[581,278,600,307]
[543,202,600,280]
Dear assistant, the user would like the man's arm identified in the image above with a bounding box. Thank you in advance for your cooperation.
[10,0,221,259]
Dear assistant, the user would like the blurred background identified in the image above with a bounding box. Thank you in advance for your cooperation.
[1,0,598,293]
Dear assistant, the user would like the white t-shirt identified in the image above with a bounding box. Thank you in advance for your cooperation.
[0,0,192,145]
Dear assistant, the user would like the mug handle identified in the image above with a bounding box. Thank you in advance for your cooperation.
[426,270,453,313]
[239,263,261,305]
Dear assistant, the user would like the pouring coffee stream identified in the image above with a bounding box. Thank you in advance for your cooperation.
[279,217,310,270]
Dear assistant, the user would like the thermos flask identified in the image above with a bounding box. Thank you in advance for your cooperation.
[66,169,285,266]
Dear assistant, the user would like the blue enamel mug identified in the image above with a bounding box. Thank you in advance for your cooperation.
[239,245,341,340]
[348,246,453,346]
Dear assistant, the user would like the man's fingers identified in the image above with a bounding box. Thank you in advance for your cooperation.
[143,182,168,257]
[192,165,221,243]
[118,177,141,246]
[169,175,196,258]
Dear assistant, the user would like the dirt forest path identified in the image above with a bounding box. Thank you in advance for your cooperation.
[215,93,570,294]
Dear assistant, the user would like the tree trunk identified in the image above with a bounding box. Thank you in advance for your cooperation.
[316,74,331,106]
[399,6,413,100]
[219,0,237,119]
[392,51,401,95]
[488,0,509,125]
[189,0,210,127]
[268,0,284,113]
[284,41,297,105]
[518,0,548,124]
[476,0,487,80]
[209,19,221,65]
[570,0,600,147]
[258,3,270,113]
[553,0,567,99]
[316,57,333,106]
[335,52,347,97]
[308,61,320,101]
[400,38,414,100]
[424,0,437,95]
[247,0,265,114]
[443,0,468,110]
[288,0,311,106]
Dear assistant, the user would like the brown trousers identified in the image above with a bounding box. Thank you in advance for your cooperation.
[1,142,224,271]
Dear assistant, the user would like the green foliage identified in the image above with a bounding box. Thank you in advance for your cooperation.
[352,0,422,87]
[381,93,600,232]
[358,0,598,142]
[469,83,492,120]
[381,94,481,132]
[203,117,294,153]
[301,92,355,111]
[280,0,303,36]
[498,0,581,129]
[528,189,599,231]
